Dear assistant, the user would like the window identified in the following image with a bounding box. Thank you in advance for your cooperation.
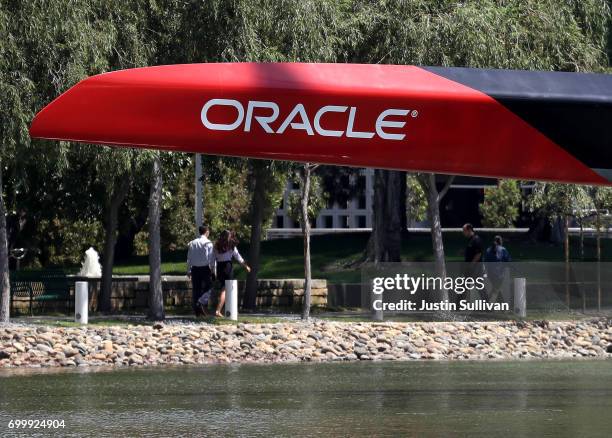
[357,215,367,228]
[324,215,333,228]
[339,215,349,228]
[276,215,284,228]
[357,175,366,190]
[357,195,366,209]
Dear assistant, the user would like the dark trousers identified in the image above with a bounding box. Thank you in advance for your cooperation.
[191,266,212,314]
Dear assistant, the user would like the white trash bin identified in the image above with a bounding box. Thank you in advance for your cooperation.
[75,281,88,324]
[225,280,238,321]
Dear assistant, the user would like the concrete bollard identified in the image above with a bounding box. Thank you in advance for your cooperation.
[225,280,238,321]
[513,277,526,318]
[75,281,88,325]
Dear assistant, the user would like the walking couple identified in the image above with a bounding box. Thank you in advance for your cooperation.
[187,225,251,317]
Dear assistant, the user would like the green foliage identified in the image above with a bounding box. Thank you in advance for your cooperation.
[1,0,611,270]
[591,186,612,210]
[160,155,197,251]
[480,180,522,228]
[407,174,427,224]
[246,160,288,239]
[287,171,328,224]
[37,218,104,266]
[527,183,594,222]
[583,186,612,230]
[347,0,609,70]
[203,158,251,242]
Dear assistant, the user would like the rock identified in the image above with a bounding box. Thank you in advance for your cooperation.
[36,344,53,354]
[0,351,10,359]
[63,347,79,358]
[129,354,143,365]
[102,341,114,353]
[12,342,26,353]
[606,344,612,353]
[153,323,164,330]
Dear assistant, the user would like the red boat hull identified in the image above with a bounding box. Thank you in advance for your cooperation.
[30,63,612,185]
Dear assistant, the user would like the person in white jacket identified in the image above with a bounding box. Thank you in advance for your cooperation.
[187,225,215,316]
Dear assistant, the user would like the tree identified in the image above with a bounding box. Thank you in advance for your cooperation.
[286,165,328,318]
[480,180,522,228]
[0,163,9,322]
[199,156,251,242]
[527,183,594,307]
[406,174,427,226]
[287,171,328,226]
[370,170,406,263]
[1,0,152,321]
[97,150,135,312]
[297,163,319,319]
[243,161,286,310]
[147,154,164,321]
[200,0,343,311]
[417,174,454,286]
[345,0,610,275]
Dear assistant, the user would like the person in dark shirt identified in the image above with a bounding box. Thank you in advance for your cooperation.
[461,223,487,302]
[463,223,483,264]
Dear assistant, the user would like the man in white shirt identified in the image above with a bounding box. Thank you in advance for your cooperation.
[187,225,215,316]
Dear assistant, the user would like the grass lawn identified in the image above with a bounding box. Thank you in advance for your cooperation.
[112,231,612,284]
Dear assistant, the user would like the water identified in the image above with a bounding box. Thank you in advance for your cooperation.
[1,360,612,437]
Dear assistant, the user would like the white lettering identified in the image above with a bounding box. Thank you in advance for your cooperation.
[200,98,415,141]
[346,107,374,139]
[376,109,409,140]
[314,105,348,137]
[245,101,279,133]
[276,103,314,135]
[201,98,244,131]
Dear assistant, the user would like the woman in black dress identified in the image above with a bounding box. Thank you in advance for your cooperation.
[214,230,251,317]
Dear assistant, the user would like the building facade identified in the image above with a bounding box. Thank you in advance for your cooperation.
[271,169,524,233]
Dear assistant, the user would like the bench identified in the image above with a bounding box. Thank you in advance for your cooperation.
[10,269,72,315]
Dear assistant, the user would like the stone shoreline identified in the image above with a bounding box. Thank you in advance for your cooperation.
[1,320,612,369]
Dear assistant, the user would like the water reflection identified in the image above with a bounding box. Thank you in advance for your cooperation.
[1,361,612,437]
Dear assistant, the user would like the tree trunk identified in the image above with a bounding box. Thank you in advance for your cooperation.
[244,164,266,311]
[99,177,130,312]
[370,170,404,263]
[418,173,454,303]
[0,164,10,323]
[148,155,164,321]
[300,164,313,320]
[579,219,584,260]
[426,175,447,281]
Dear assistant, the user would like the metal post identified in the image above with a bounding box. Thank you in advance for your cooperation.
[513,277,526,318]
[75,281,88,324]
[225,280,238,320]
[195,153,203,235]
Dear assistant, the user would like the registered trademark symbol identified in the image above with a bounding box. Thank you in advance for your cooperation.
[411,110,419,118]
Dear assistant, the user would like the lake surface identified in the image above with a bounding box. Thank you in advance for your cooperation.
[1,360,612,437]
